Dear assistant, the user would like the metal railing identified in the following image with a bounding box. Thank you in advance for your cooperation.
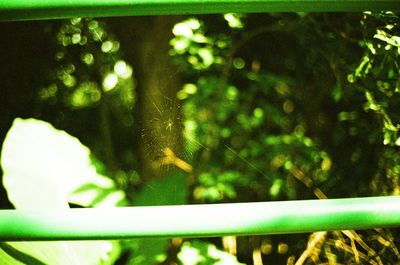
[0,0,399,241]
[0,0,399,21]
[1,197,400,240]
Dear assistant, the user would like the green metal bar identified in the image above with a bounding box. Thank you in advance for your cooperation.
[0,196,399,241]
[0,0,399,21]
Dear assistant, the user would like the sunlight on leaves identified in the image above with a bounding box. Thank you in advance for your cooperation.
[0,118,124,265]
[1,118,124,209]
[178,240,245,265]
[224,13,245,29]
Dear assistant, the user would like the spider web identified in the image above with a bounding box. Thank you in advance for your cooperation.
[140,94,194,173]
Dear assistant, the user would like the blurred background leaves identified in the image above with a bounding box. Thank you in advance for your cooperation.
[0,11,399,265]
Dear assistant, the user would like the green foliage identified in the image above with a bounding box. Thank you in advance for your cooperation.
[123,171,188,265]
[349,12,400,146]
[168,12,400,263]
[0,118,123,265]
[170,18,229,71]
[0,242,46,265]
[178,240,244,265]
[1,10,400,265]
[0,241,120,265]
[41,18,135,111]
[132,171,188,206]
[171,16,333,202]
[346,12,400,200]
[1,118,126,209]
[38,18,138,185]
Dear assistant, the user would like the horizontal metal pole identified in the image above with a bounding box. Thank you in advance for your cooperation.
[0,0,399,21]
[0,196,400,241]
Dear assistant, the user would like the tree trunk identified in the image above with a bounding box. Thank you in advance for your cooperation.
[110,16,183,181]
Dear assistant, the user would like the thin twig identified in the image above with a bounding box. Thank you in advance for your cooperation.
[295,231,327,265]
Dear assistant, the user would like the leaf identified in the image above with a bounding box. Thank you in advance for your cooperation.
[126,171,188,265]
[1,118,124,209]
[0,118,121,265]
[0,242,114,265]
[132,170,187,206]
[0,242,46,265]
[126,239,168,265]
[178,240,245,265]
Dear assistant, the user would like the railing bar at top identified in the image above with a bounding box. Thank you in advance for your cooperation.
[0,0,399,21]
